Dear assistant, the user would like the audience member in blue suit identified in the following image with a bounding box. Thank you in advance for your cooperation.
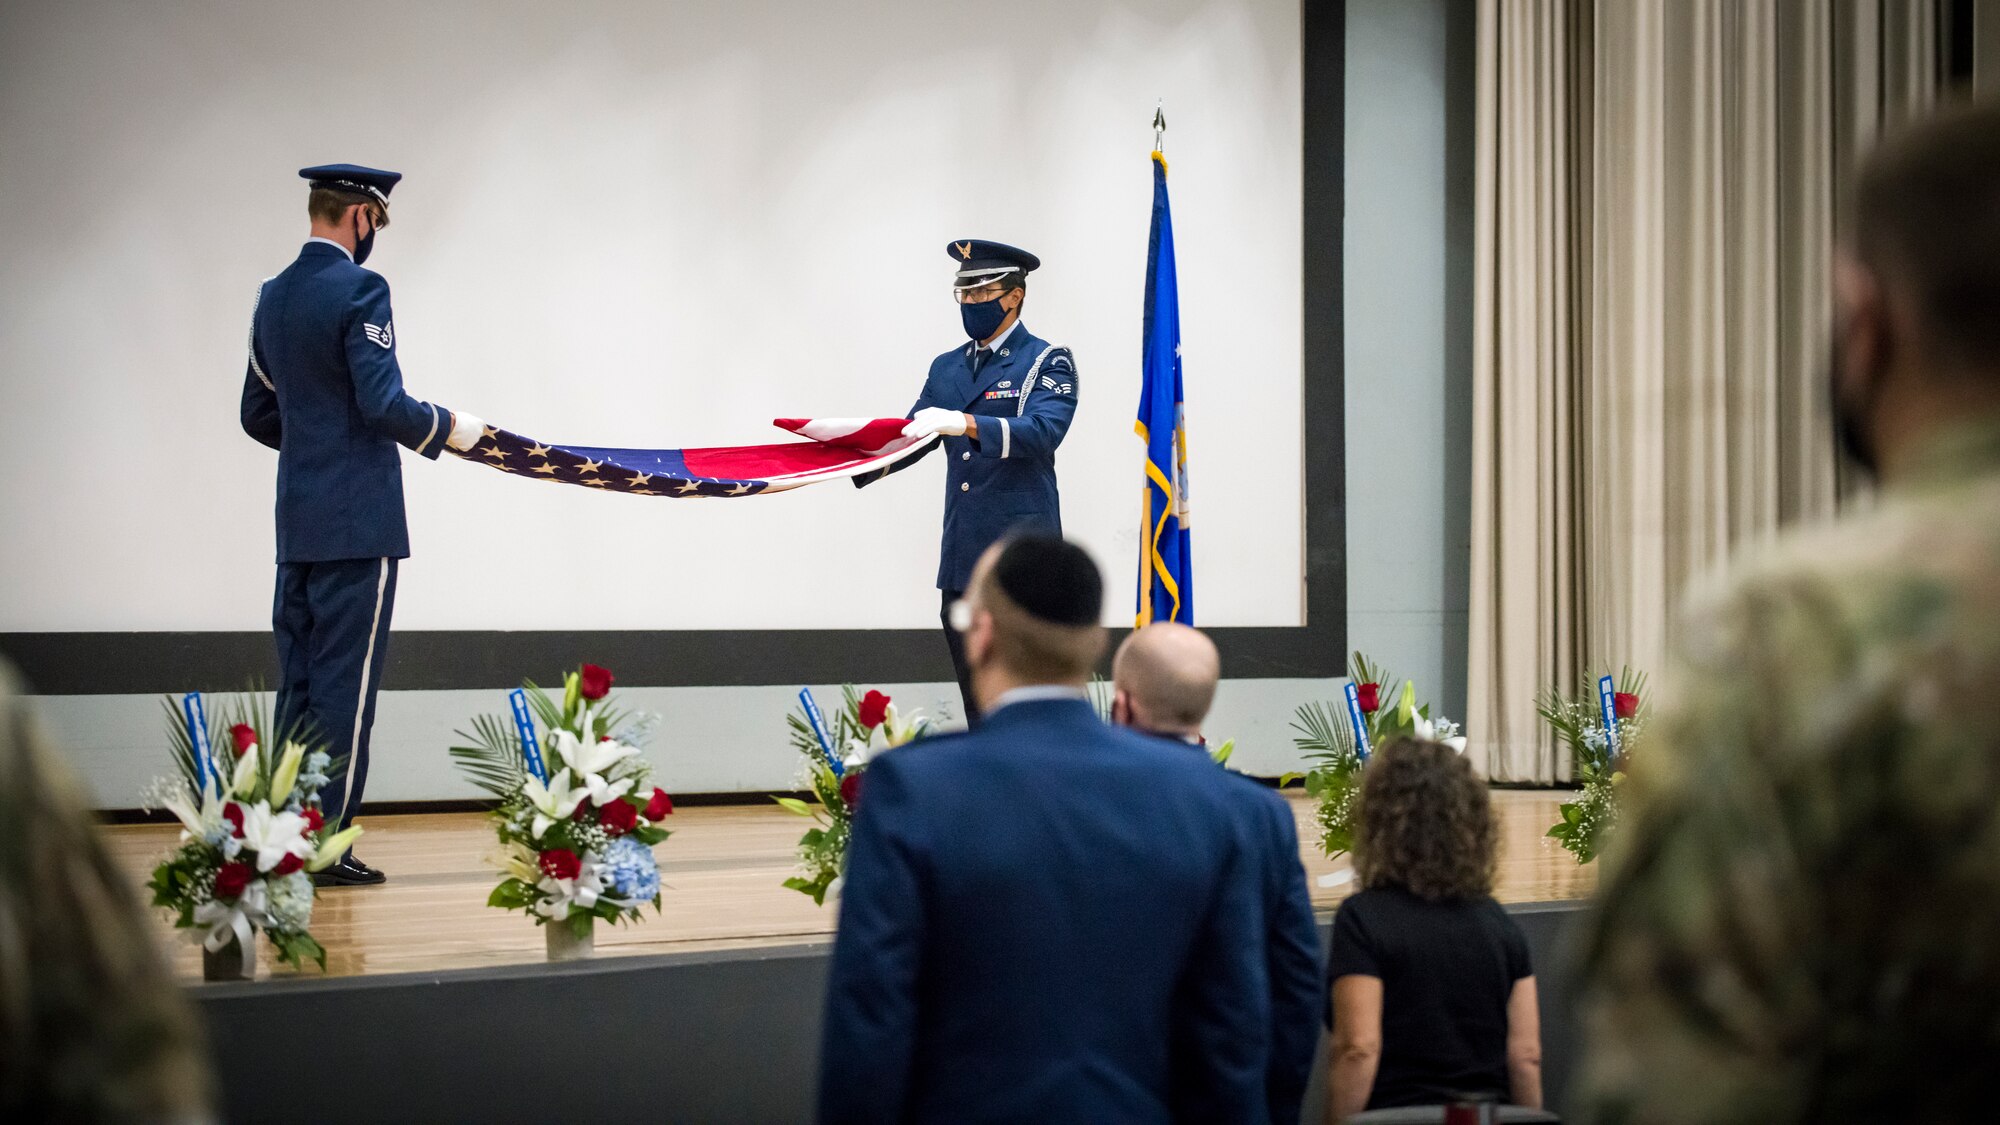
[1110,622,1324,1125]
[238,165,484,886]
[817,536,1271,1124]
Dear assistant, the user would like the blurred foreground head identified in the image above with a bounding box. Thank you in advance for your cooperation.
[1833,99,2000,477]
[0,662,214,1121]
[961,535,1106,707]
[1111,623,1220,740]
[1354,737,1498,902]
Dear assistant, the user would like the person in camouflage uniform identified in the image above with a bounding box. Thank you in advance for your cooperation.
[1575,100,2000,1124]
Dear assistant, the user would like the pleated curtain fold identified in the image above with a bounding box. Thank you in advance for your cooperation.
[1467,0,1947,782]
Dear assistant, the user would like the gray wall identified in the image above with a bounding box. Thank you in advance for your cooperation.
[1342,0,1476,723]
[33,0,1476,805]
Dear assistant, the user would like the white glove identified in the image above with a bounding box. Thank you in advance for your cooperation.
[902,407,968,439]
[445,410,486,452]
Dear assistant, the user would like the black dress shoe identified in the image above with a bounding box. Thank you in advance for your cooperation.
[311,856,387,887]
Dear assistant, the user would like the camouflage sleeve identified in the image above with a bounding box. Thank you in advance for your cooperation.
[1571,571,1852,1124]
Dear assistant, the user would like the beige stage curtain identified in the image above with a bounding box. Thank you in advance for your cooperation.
[1467,0,1947,782]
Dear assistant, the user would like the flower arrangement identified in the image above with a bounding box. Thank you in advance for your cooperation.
[778,687,930,904]
[1292,652,1465,860]
[449,663,675,943]
[1539,669,1647,863]
[144,695,359,972]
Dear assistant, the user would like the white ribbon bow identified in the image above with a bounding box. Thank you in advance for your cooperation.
[193,880,269,953]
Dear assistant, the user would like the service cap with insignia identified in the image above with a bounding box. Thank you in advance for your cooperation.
[300,163,401,220]
[949,239,1040,289]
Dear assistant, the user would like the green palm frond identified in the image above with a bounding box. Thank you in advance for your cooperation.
[161,696,207,789]
[1292,700,1358,770]
[521,679,564,732]
[1348,651,1399,696]
[449,713,529,797]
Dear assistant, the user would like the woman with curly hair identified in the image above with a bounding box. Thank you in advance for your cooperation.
[1325,738,1543,1118]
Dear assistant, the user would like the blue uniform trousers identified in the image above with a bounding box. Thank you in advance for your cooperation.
[939,588,980,726]
[272,557,398,830]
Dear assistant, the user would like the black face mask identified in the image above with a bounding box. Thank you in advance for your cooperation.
[353,216,377,266]
[1827,330,1882,479]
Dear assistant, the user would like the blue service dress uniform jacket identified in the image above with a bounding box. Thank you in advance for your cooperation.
[857,321,1077,592]
[239,240,458,828]
[817,699,1274,1125]
[1218,756,1325,1125]
[240,240,455,561]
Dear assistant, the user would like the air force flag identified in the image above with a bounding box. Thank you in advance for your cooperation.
[1135,150,1193,626]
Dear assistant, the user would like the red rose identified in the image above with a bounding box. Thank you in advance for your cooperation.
[598,799,638,837]
[579,663,614,701]
[213,861,253,901]
[572,802,594,822]
[229,723,257,757]
[221,802,246,838]
[1357,683,1381,714]
[272,853,305,877]
[301,807,325,835]
[839,770,864,809]
[858,690,892,730]
[642,788,674,820]
[1614,691,1640,720]
[538,848,581,881]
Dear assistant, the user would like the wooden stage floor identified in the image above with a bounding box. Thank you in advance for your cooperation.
[103,789,1595,983]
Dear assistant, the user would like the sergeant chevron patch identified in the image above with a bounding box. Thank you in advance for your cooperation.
[363,321,394,349]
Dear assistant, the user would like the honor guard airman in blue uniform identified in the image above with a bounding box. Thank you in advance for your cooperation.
[858,240,1078,722]
[239,165,485,886]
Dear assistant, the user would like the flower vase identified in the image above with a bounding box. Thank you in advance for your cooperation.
[202,934,258,982]
[545,919,595,962]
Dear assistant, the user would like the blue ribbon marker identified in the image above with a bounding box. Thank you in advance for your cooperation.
[182,692,214,792]
[509,688,548,782]
[1596,675,1622,767]
[1343,682,1374,764]
[798,688,843,777]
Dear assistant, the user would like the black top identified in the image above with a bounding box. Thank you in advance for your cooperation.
[1326,885,1533,1108]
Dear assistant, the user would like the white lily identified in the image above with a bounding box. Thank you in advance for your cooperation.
[268,741,305,803]
[549,728,638,807]
[162,774,227,839]
[1412,715,1468,755]
[841,735,877,772]
[882,703,929,748]
[524,767,588,837]
[238,803,314,873]
[492,840,540,884]
[193,879,269,953]
[230,746,261,798]
[309,825,365,872]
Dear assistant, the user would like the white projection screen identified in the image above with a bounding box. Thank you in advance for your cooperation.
[0,0,1303,634]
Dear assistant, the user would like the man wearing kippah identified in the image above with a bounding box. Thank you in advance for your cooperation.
[238,164,485,886]
[856,240,1079,725]
[818,535,1270,1124]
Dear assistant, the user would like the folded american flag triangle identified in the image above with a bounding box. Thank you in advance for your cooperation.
[450,417,933,497]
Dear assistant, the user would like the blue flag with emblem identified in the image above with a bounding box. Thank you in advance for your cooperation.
[1136,150,1193,625]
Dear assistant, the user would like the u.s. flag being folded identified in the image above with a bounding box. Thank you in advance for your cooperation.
[449,417,936,497]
